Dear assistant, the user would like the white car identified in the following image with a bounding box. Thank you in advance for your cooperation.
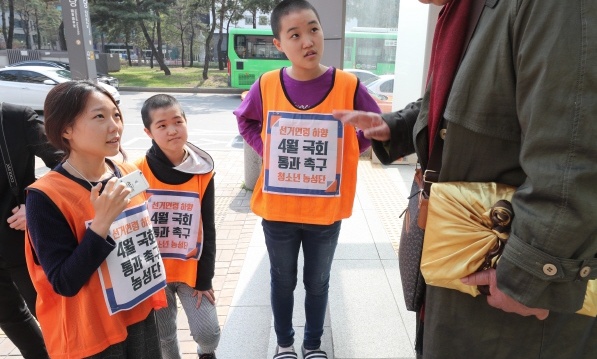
[0,66,120,111]
[344,68,380,85]
[365,74,395,98]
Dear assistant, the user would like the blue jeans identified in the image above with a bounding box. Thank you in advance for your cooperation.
[262,219,341,351]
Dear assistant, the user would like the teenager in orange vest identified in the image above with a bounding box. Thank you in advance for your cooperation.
[25,81,167,359]
[234,1,380,358]
[135,94,220,359]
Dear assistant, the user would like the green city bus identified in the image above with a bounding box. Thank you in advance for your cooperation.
[227,28,290,89]
[343,30,397,75]
[227,27,397,89]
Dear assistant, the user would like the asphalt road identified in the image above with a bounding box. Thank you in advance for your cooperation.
[117,91,244,152]
[35,91,245,176]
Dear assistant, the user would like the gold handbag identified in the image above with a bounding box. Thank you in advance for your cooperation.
[420,181,597,317]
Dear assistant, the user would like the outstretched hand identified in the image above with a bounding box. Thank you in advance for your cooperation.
[332,110,391,141]
[89,177,131,238]
[462,269,549,320]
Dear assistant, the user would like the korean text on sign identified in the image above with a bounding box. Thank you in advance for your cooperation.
[147,189,203,261]
[95,202,166,315]
[263,112,344,197]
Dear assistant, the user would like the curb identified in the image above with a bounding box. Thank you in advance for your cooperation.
[119,86,244,94]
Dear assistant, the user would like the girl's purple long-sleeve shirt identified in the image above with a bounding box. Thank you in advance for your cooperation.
[234,67,381,156]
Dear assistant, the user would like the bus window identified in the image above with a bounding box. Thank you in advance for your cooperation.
[235,35,247,58]
[254,39,268,58]
[355,38,384,71]
[228,28,291,89]
[236,46,247,58]
[344,46,353,62]
[239,35,286,60]
[343,30,397,75]
[109,49,128,59]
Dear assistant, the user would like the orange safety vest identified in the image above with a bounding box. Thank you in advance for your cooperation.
[135,157,214,287]
[25,162,167,359]
[251,68,360,225]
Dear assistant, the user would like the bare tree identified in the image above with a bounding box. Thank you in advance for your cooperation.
[34,6,41,48]
[165,0,190,67]
[213,0,244,70]
[139,19,170,74]
[25,0,58,49]
[135,0,172,75]
[187,3,201,67]
[201,0,216,80]
[215,0,228,70]
[58,20,66,50]
[241,0,280,29]
[92,0,141,66]
[1,0,6,49]
[15,2,32,48]
[4,0,14,48]
[225,0,244,30]
[155,8,165,70]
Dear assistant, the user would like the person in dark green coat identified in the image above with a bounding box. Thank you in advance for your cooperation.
[334,0,597,358]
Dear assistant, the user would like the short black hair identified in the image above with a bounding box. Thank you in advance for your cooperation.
[141,94,186,129]
[271,0,320,40]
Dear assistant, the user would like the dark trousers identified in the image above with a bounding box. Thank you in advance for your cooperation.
[262,219,341,350]
[85,310,163,359]
[0,255,49,359]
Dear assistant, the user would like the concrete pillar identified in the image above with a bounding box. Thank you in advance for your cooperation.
[393,3,441,109]
[368,2,439,165]
[312,0,346,69]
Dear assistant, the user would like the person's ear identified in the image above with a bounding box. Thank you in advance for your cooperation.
[273,38,283,52]
[144,127,154,139]
[63,127,73,140]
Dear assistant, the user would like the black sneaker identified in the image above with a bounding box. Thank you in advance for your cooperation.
[199,354,216,359]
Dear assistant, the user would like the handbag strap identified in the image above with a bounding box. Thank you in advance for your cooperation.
[423,0,488,195]
[0,102,21,202]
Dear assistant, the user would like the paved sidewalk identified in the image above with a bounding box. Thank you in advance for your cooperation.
[1,148,417,359]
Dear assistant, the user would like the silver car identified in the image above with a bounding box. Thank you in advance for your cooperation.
[0,66,120,111]
[7,60,119,89]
